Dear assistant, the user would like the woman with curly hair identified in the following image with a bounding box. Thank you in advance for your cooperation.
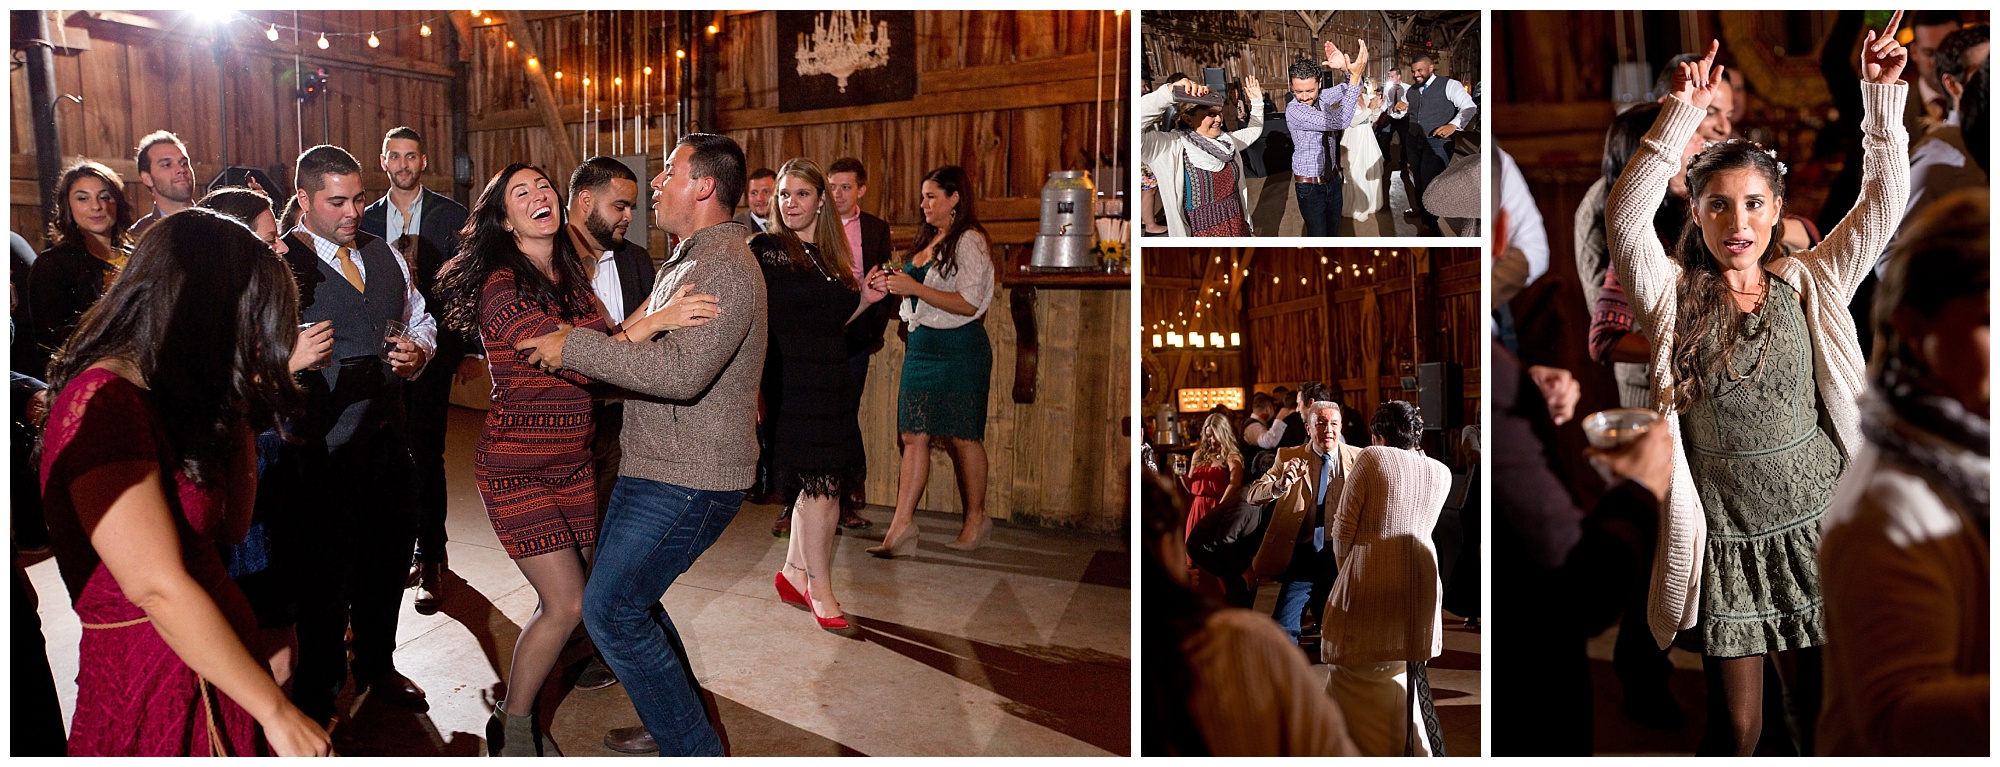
[1607,22,1910,755]
[432,163,713,755]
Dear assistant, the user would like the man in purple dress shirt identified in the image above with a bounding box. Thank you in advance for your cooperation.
[1284,40,1368,237]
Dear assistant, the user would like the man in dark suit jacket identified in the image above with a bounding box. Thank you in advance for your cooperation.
[279,144,436,724]
[731,167,777,233]
[357,127,470,614]
[825,157,892,531]
[564,156,656,693]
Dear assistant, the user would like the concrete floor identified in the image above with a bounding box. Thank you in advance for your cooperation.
[26,406,1131,757]
[1248,588,1484,757]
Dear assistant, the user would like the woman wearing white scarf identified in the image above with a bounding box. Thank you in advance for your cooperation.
[1138,77,1264,237]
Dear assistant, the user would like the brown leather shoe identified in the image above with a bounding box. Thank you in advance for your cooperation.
[603,725,658,754]
[837,508,872,530]
[413,562,444,615]
[771,508,792,537]
[361,671,429,712]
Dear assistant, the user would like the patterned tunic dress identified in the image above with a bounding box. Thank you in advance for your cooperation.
[475,268,608,559]
[1683,279,1841,657]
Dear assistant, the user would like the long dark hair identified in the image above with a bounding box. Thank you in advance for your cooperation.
[900,165,986,279]
[49,160,135,251]
[1139,470,1215,756]
[1666,140,1789,411]
[435,164,595,335]
[770,158,858,289]
[44,209,303,487]
[197,186,276,229]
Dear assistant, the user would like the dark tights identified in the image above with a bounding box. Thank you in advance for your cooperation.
[1698,647,1821,756]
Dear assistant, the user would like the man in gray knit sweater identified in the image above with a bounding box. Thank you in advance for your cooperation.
[516,134,765,756]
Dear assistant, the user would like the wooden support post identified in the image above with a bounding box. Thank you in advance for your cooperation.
[1010,285,1039,404]
[503,10,579,174]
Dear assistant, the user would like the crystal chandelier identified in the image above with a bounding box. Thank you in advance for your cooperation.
[795,11,891,93]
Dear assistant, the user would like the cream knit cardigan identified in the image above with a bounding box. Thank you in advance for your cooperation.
[1607,82,1909,649]
[1320,446,1451,665]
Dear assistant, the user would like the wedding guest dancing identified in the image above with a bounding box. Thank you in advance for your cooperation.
[1607,28,1909,756]
[867,166,998,555]
[1818,189,1988,756]
[1320,400,1452,756]
[1388,54,1476,234]
[516,134,764,756]
[752,157,886,633]
[1282,40,1367,236]
[38,210,331,756]
[1138,76,1265,236]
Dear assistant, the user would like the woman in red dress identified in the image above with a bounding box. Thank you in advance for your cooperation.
[38,210,330,756]
[435,164,711,756]
[1180,412,1245,600]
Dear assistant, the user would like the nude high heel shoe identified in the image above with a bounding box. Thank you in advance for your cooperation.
[944,518,992,551]
[865,524,919,559]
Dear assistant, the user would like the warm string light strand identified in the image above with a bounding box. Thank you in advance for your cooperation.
[233,11,450,49]
[1147,250,1404,345]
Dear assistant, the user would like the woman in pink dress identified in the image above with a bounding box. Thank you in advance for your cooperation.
[37,210,331,756]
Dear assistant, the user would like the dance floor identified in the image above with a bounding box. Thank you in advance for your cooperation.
[24,406,1132,756]
[1250,587,1484,756]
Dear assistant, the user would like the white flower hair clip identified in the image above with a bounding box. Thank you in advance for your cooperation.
[1687,139,1788,175]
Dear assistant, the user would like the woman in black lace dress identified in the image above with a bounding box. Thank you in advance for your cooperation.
[751,157,886,634]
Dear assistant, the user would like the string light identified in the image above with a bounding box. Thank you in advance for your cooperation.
[317,33,329,49]
[614,76,622,86]
[583,77,591,86]
[676,49,686,59]
[484,16,495,25]
[368,32,380,48]
[554,71,564,79]
[420,24,431,37]
[470,9,481,15]
[527,56,539,68]
[706,24,719,35]
[644,66,653,75]
[506,40,515,49]
[266,24,280,41]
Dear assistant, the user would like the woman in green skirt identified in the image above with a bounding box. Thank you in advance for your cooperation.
[865,166,996,556]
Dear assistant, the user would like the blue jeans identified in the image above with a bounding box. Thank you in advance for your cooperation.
[582,476,745,756]
[1295,178,1344,237]
[1272,579,1316,642]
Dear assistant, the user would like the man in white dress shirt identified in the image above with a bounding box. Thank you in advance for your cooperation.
[1389,55,1476,233]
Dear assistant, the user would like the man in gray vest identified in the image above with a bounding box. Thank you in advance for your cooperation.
[277,144,437,727]
[1390,54,1476,234]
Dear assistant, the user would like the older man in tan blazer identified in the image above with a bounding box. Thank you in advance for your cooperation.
[1243,400,1364,643]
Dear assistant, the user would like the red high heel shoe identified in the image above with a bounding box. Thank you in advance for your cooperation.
[810,599,858,636]
[774,573,808,610]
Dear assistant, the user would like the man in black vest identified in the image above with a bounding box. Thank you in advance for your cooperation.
[358,126,470,615]
[826,156,891,531]
[564,156,657,693]
[279,144,436,725]
[1390,55,1476,234]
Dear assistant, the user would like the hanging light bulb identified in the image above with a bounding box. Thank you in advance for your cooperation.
[614,76,622,86]
[1320,255,1328,264]
[527,56,539,68]
[484,16,495,25]
[1272,276,1279,285]
[706,24,719,35]
[676,49,686,59]
[1214,255,1221,263]
[1326,273,1333,280]
[1367,266,1375,275]
[368,32,380,48]
[420,23,432,38]
[644,66,653,75]
[266,23,280,41]
[317,33,329,50]
[1336,264,1343,273]
[506,39,515,49]
[1300,277,1307,285]
[554,71,564,79]
[470,9,481,15]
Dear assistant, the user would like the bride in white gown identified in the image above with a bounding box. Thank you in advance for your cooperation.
[1342,82,1387,221]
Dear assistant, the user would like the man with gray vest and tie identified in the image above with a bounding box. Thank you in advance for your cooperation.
[276,144,437,729]
[1389,54,1476,234]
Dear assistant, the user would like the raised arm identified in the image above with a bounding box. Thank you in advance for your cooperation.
[1242,451,1293,505]
[1608,42,1721,336]
[1228,77,1266,148]
[1794,13,1910,301]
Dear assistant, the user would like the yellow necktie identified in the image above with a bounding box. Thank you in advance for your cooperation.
[335,246,365,293]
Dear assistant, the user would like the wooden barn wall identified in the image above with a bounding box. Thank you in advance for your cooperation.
[1143,247,1479,435]
[1141,11,1482,91]
[465,10,1133,531]
[11,10,454,249]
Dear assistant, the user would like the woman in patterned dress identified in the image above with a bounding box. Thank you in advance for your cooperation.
[1138,76,1266,236]
[1607,29,1909,755]
[39,210,330,756]
[435,164,713,755]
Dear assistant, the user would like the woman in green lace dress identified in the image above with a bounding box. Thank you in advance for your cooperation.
[865,166,997,557]
[1606,30,1910,756]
